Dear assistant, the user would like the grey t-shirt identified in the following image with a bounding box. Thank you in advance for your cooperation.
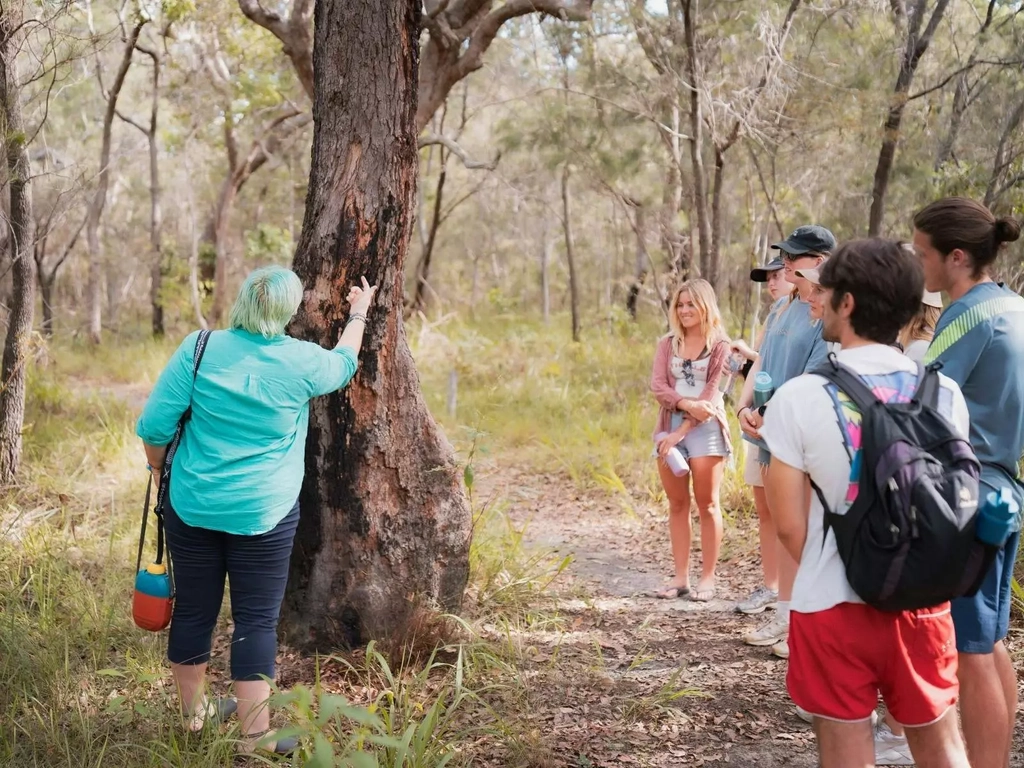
[745,296,829,452]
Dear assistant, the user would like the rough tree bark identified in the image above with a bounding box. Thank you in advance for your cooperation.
[85,21,143,344]
[283,0,471,650]
[868,0,951,236]
[0,3,36,483]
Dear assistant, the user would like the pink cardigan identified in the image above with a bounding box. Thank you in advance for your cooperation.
[650,335,732,451]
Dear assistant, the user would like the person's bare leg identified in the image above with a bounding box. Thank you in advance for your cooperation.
[994,641,1018,767]
[657,460,692,594]
[958,650,1012,768]
[813,717,874,768]
[901,708,970,768]
[171,662,208,732]
[235,679,272,745]
[764,468,804,604]
[752,485,779,591]
[689,455,725,598]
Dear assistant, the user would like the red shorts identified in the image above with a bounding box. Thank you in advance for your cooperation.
[788,602,958,726]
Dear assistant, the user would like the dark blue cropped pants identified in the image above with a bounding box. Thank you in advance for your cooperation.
[164,499,299,681]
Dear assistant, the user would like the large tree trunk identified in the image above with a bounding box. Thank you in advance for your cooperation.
[560,163,581,342]
[283,0,471,651]
[85,22,142,344]
[0,5,36,484]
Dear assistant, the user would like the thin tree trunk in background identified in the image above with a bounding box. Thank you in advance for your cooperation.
[626,203,647,320]
[540,215,551,323]
[868,0,951,236]
[145,48,164,336]
[709,148,725,288]
[682,0,711,279]
[205,110,312,324]
[933,1,998,170]
[411,153,447,314]
[0,4,36,483]
[183,146,209,330]
[85,21,143,344]
[561,163,581,342]
[984,90,1024,206]
[283,0,471,650]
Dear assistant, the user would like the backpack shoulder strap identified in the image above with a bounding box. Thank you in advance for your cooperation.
[810,357,879,414]
[911,362,943,409]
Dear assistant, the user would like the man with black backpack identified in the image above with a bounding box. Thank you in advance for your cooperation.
[913,198,1024,768]
[760,238,972,768]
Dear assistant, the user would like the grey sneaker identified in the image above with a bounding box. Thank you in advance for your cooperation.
[875,740,913,766]
[742,616,789,647]
[874,721,912,765]
[735,586,778,615]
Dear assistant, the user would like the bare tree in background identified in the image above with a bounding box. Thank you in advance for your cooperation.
[84,6,144,343]
[868,0,951,236]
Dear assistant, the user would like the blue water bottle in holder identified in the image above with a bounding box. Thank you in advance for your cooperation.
[753,372,774,410]
[975,487,1019,548]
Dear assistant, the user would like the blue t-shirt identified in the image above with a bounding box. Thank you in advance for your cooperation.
[925,282,1024,527]
[136,329,358,535]
[745,296,829,450]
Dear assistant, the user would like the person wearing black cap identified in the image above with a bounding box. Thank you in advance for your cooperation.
[734,224,837,659]
[730,259,793,617]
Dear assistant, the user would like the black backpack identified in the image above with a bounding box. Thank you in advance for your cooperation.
[809,357,997,612]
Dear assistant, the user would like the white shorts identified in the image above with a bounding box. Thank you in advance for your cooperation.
[743,443,765,487]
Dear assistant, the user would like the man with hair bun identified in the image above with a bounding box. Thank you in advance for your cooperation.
[913,197,1024,768]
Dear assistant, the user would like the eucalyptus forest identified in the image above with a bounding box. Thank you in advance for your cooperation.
[0,0,1022,766]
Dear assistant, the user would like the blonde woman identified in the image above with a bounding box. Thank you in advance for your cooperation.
[898,291,942,363]
[650,279,732,602]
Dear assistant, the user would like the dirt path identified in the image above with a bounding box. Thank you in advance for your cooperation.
[482,465,1024,768]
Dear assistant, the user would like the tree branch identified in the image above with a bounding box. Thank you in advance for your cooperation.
[114,107,149,135]
[418,132,500,170]
[237,0,314,99]
[453,0,594,83]
[908,58,1024,101]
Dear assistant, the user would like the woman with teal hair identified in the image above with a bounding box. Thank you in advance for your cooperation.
[136,266,376,755]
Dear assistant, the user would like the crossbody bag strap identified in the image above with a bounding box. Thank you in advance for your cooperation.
[136,475,153,574]
[152,330,212,567]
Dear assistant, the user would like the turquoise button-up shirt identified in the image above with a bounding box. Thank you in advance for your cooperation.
[136,329,358,535]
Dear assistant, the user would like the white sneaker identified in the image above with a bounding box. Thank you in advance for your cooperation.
[771,638,789,659]
[875,742,914,766]
[743,616,789,646]
[735,586,778,615]
[874,721,912,765]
